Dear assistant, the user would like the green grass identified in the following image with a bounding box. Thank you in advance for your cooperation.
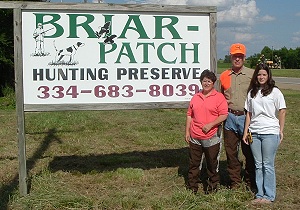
[0,89,300,209]
[271,69,300,77]
[217,62,300,78]
[0,85,15,110]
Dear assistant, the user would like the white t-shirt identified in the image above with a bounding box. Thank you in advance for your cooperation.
[244,87,286,134]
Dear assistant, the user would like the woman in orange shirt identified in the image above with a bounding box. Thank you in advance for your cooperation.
[185,70,228,194]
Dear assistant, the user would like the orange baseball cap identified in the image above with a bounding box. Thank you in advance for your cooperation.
[230,43,246,55]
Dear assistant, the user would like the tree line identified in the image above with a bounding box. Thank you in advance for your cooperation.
[1,5,300,96]
[0,8,14,96]
[0,0,41,97]
[223,46,300,69]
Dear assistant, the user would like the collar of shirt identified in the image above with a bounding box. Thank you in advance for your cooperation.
[197,89,217,99]
[229,66,246,76]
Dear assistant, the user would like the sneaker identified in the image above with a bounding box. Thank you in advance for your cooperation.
[260,198,272,204]
[251,198,262,204]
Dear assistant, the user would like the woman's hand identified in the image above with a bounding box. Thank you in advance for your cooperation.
[202,123,213,134]
[242,134,249,145]
[185,134,190,144]
[279,131,284,144]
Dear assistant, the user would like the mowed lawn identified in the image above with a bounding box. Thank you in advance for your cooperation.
[0,75,300,209]
[217,62,300,78]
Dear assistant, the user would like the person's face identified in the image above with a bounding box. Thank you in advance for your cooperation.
[231,53,245,69]
[201,77,214,92]
[257,69,268,86]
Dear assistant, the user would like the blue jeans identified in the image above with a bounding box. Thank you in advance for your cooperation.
[250,133,280,201]
[224,113,245,136]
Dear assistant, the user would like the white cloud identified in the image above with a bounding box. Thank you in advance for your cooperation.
[260,15,275,22]
[133,0,260,27]
[125,0,267,57]
[217,0,259,26]
[292,31,300,42]
[235,33,255,42]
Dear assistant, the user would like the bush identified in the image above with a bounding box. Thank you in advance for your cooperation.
[0,85,15,109]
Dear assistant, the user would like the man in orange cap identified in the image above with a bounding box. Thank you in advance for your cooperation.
[219,43,256,192]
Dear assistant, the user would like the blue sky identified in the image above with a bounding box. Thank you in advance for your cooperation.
[51,0,300,59]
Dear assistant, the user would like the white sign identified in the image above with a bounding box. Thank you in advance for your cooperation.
[22,10,210,105]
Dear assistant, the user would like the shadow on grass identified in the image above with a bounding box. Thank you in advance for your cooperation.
[0,128,62,210]
[48,149,230,188]
[0,128,231,209]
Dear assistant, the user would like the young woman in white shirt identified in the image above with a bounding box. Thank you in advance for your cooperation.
[242,63,286,204]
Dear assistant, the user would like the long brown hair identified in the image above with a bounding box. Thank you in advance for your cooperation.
[247,63,276,98]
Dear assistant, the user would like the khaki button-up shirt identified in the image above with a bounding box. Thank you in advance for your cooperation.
[219,66,254,111]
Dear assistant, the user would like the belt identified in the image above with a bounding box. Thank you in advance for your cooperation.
[228,108,245,116]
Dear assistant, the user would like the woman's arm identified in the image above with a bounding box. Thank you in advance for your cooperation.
[278,108,286,143]
[242,111,252,145]
[185,116,192,143]
[202,114,228,134]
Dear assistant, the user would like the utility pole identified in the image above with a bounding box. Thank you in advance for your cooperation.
[272,46,273,61]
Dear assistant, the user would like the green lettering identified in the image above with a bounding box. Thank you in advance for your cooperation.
[154,16,181,39]
[68,14,95,38]
[34,13,63,38]
[116,43,137,63]
[98,43,117,63]
[136,42,155,63]
[157,43,176,64]
[180,43,200,63]
[119,15,149,39]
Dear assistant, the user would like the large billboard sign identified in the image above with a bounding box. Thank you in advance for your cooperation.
[18,4,216,111]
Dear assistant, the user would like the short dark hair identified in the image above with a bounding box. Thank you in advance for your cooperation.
[200,69,217,83]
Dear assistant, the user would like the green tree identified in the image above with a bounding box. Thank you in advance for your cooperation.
[247,53,260,68]
[0,0,58,96]
[226,45,300,69]
[295,47,300,69]
[260,46,272,61]
[286,48,298,69]
[224,54,231,63]
[278,47,289,69]
[0,8,14,96]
